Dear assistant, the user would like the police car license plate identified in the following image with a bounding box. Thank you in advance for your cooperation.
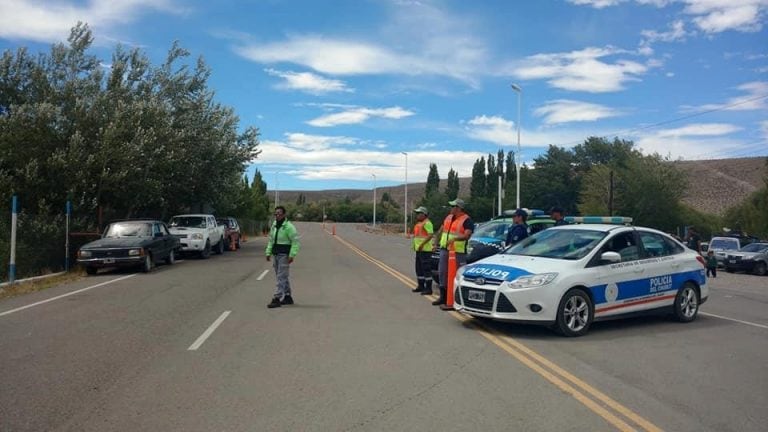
[103,258,115,264]
[468,290,485,302]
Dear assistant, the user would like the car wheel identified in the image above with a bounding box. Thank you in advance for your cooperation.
[215,237,224,255]
[142,254,153,273]
[85,266,97,275]
[200,241,211,259]
[165,249,175,265]
[673,282,699,322]
[753,262,767,276]
[555,288,593,337]
[235,236,241,249]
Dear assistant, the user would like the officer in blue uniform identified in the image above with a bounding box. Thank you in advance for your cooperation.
[506,208,529,246]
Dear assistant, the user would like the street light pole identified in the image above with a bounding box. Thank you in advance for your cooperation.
[372,173,377,229]
[511,83,522,209]
[401,152,408,235]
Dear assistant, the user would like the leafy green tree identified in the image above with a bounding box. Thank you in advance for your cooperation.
[425,163,440,198]
[445,168,459,200]
[470,156,486,199]
[524,145,579,213]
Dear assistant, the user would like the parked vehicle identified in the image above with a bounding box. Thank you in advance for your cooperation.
[724,242,768,276]
[452,222,708,336]
[709,236,758,267]
[77,220,180,275]
[168,214,226,258]
[216,216,242,251]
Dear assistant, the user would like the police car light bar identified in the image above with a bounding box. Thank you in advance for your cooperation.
[502,208,546,217]
[564,216,633,225]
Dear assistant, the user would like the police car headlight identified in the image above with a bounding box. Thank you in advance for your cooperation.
[509,273,558,289]
[454,267,466,287]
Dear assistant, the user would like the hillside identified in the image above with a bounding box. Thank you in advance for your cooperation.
[270,157,767,217]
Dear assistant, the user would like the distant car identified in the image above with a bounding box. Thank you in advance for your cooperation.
[724,242,768,276]
[168,214,226,258]
[77,220,180,275]
[216,216,242,251]
[452,221,708,336]
[709,236,757,267]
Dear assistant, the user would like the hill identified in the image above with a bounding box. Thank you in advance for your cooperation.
[270,157,767,217]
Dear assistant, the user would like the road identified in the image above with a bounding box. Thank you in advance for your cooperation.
[0,222,766,431]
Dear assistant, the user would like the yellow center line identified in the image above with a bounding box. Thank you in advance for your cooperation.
[328,230,664,432]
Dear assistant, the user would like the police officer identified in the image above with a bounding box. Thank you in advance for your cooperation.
[550,206,569,226]
[506,208,529,246]
[411,206,434,295]
[434,199,474,311]
[266,206,300,308]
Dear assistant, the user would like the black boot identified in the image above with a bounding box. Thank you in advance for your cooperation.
[421,281,433,295]
[280,294,294,305]
[267,297,282,308]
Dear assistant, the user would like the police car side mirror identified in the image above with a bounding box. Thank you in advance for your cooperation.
[601,251,622,263]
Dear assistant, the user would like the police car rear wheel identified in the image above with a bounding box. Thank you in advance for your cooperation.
[555,289,593,337]
[673,282,699,322]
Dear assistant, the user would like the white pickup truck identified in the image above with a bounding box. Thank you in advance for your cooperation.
[168,214,226,258]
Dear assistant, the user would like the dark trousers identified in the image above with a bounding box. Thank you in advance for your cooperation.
[707,267,717,278]
[415,251,433,292]
[438,249,466,303]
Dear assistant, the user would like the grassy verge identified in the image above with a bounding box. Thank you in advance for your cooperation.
[0,270,84,302]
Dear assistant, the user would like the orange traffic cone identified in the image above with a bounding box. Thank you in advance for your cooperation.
[446,250,457,307]
[332,224,336,236]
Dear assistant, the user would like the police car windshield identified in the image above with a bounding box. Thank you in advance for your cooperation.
[473,221,511,240]
[503,228,607,260]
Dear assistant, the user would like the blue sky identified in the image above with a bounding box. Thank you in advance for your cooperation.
[1,0,767,192]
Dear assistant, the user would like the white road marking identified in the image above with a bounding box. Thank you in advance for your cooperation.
[257,270,269,280]
[188,311,231,351]
[701,312,768,330]
[0,274,137,318]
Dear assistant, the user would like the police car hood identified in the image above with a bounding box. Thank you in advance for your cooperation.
[461,253,572,282]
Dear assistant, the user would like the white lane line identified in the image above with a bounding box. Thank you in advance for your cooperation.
[701,312,768,330]
[0,274,137,318]
[188,311,231,351]
[257,270,269,281]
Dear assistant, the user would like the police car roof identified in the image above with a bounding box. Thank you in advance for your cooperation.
[564,216,633,225]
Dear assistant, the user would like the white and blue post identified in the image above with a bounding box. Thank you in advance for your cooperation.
[9,194,18,284]
[65,200,71,271]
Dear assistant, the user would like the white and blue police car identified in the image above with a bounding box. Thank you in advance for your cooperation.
[452,217,708,336]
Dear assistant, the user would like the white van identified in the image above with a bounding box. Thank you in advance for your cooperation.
[709,237,742,267]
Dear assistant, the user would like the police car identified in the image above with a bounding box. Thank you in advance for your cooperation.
[452,218,708,336]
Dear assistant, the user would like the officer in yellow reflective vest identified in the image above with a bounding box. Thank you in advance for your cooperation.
[411,206,435,295]
[433,199,474,310]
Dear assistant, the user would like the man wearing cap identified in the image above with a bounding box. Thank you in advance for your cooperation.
[433,199,474,310]
[506,208,529,246]
[550,207,568,226]
[411,206,435,295]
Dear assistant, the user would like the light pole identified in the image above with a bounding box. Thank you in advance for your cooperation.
[371,173,377,229]
[401,152,408,235]
[511,83,522,209]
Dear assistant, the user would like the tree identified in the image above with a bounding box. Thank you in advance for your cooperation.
[425,163,440,198]
[445,168,459,200]
[470,156,486,199]
[524,145,579,214]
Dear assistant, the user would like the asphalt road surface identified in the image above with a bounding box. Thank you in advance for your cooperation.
[1,222,766,431]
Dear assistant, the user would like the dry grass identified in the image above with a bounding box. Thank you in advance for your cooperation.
[0,270,84,302]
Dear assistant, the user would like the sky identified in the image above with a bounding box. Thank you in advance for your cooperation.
[1,0,767,192]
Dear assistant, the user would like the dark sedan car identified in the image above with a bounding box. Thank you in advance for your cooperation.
[77,220,180,275]
[725,242,768,276]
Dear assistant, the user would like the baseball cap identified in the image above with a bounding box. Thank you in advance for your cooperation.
[448,198,465,208]
[414,206,428,214]
[513,208,528,217]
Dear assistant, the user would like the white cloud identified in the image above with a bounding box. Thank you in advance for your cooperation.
[509,47,651,93]
[264,69,352,94]
[307,106,415,127]
[633,122,745,158]
[683,0,768,33]
[282,133,357,151]
[232,3,487,87]
[681,81,768,112]
[534,99,622,124]
[566,0,626,7]
[254,140,483,182]
[641,19,689,44]
[416,142,438,149]
[0,0,179,43]
[759,120,768,138]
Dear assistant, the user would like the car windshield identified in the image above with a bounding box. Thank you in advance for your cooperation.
[169,216,206,228]
[216,218,232,227]
[472,221,511,241]
[741,243,768,253]
[104,222,152,238]
[710,238,739,250]
[503,228,607,260]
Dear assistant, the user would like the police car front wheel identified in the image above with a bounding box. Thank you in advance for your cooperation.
[673,282,699,323]
[555,288,594,337]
